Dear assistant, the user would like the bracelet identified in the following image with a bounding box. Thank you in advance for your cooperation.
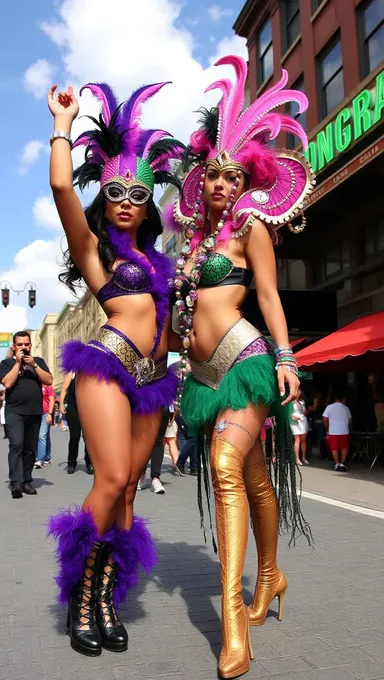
[50,130,72,146]
[275,362,299,376]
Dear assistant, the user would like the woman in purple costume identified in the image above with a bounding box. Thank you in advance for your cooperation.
[47,82,183,657]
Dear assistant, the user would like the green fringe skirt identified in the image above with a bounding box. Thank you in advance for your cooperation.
[181,353,313,547]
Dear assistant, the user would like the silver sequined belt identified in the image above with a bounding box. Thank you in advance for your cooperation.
[88,327,167,387]
[189,318,262,391]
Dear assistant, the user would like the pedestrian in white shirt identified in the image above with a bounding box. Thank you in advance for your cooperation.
[322,394,352,472]
[291,389,309,466]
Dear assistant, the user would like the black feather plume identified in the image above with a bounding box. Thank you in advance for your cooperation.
[73,162,103,191]
[196,107,219,146]
[154,170,182,190]
[146,137,185,166]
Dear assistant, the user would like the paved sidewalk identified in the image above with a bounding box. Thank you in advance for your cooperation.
[1,428,384,680]
[299,456,384,512]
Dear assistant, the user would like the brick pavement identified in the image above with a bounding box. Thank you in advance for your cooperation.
[0,428,384,680]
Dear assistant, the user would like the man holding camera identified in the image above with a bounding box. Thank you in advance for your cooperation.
[0,330,53,498]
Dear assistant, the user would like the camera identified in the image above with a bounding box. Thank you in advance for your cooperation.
[22,349,30,357]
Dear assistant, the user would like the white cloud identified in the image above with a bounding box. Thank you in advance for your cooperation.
[0,238,76,333]
[33,195,62,230]
[209,35,247,65]
[33,0,246,146]
[0,305,28,335]
[17,139,46,175]
[24,59,55,99]
[208,6,234,22]
[14,0,247,335]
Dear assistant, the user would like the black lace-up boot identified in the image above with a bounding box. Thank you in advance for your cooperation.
[67,543,103,656]
[96,544,128,652]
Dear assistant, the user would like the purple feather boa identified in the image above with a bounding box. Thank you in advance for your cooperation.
[48,507,158,608]
[60,339,177,414]
[107,226,173,354]
[104,518,158,608]
[47,507,99,605]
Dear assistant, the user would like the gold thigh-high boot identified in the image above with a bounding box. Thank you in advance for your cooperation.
[244,457,287,626]
[210,436,254,679]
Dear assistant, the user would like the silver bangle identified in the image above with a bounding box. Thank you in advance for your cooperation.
[50,130,72,146]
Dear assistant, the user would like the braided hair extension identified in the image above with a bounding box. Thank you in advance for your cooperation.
[196,428,217,553]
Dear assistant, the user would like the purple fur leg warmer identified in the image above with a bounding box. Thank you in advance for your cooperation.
[103,517,158,608]
[47,506,100,605]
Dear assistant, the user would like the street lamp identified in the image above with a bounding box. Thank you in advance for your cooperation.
[0,281,37,308]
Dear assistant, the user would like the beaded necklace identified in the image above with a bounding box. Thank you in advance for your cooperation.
[174,166,242,405]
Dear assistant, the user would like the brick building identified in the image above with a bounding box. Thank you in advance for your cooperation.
[234,0,383,327]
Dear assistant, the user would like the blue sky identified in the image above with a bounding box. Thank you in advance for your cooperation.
[0,0,246,344]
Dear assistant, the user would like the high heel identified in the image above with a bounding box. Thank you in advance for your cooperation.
[243,458,288,627]
[68,543,103,656]
[248,572,288,626]
[96,545,128,652]
[278,586,287,622]
[210,437,252,679]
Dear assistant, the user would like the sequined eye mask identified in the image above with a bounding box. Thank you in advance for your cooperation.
[102,181,151,205]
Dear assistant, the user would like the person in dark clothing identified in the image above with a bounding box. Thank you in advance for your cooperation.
[175,413,198,475]
[307,391,329,459]
[59,373,93,474]
[138,407,170,494]
[0,330,53,498]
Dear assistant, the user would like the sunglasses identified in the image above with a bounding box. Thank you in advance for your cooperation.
[102,181,151,205]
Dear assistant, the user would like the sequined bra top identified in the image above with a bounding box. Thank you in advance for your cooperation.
[188,253,252,289]
[96,261,151,306]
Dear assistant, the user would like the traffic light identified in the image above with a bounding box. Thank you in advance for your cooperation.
[1,287,9,308]
[28,289,36,308]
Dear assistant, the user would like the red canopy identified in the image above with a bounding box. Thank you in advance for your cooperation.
[290,337,307,350]
[295,312,384,372]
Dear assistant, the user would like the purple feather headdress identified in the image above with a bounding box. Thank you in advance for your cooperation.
[172,55,315,243]
[72,82,184,193]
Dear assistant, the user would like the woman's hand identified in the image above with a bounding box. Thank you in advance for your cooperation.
[48,85,79,121]
[278,367,299,406]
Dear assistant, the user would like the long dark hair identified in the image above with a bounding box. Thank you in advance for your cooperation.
[59,191,163,294]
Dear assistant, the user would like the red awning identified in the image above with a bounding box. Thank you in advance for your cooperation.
[290,337,307,350]
[295,312,384,372]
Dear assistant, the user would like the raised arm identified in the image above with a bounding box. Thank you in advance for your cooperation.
[48,85,97,270]
[245,220,299,404]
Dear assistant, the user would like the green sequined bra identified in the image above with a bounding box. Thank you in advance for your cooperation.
[199,253,252,288]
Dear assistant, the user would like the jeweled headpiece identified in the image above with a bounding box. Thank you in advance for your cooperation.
[173,56,315,237]
[72,82,184,194]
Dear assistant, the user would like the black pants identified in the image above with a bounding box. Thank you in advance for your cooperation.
[150,408,170,479]
[6,411,41,486]
[66,403,91,467]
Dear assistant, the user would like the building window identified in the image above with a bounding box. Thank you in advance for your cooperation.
[316,241,350,283]
[362,217,384,261]
[286,76,306,149]
[281,0,300,51]
[317,37,344,118]
[312,0,322,12]
[277,259,306,289]
[257,18,273,85]
[358,0,384,77]
[325,246,342,278]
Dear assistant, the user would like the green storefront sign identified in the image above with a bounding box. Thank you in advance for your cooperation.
[305,69,384,174]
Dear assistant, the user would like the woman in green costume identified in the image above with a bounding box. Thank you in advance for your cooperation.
[170,56,315,679]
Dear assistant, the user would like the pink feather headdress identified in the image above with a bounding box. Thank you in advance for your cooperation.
[172,55,315,241]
